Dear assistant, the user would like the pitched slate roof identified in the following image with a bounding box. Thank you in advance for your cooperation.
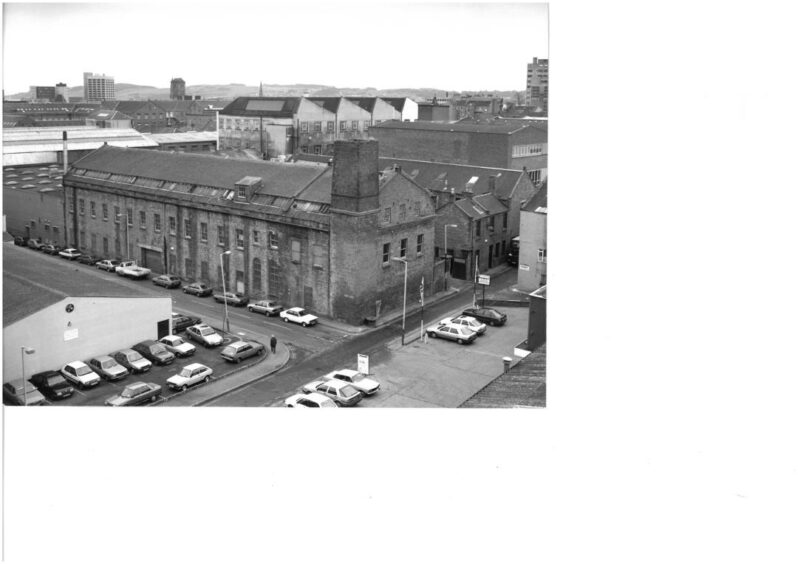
[344,97,377,112]
[88,109,131,121]
[220,97,302,118]
[380,97,408,112]
[459,344,546,408]
[307,97,342,113]
[371,120,529,134]
[68,144,333,204]
[378,157,523,199]
[522,183,547,213]
[454,193,507,218]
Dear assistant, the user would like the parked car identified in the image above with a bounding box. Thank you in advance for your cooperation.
[280,307,318,327]
[213,291,249,306]
[301,379,363,407]
[76,253,101,266]
[41,243,62,255]
[152,274,182,289]
[104,382,161,406]
[133,340,175,366]
[220,340,265,363]
[115,261,151,280]
[185,323,223,347]
[3,379,46,406]
[425,323,477,345]
[247,300,283,316]
[166,363,213,392]
[171,312,202,333]
[112,349,152,373]
[96,259,120,272]
[159,335,196,357]
[60,361,101,388]
[27,238,45,250]
[461,306,508,327]
[58,247,82,260]
[29,370,74,401]
[284,392,337,408]
[322,369,380,396]
[87,355,129,381]
[440,315,487,336]
[13,236,29,246]
[182,282,213,297]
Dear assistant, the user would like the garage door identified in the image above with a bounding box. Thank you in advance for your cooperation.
[141,248,164,275]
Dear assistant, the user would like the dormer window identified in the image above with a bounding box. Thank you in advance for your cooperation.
[237,185,246,199]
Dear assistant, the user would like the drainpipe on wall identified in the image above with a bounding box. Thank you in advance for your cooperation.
[62,131,69,247]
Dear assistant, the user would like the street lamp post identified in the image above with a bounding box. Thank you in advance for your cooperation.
[391,257,408,345]
[220,250,232,333]
[20,347,35,405]
[444,223,458,291]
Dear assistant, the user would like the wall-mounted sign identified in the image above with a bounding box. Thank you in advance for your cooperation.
[519,264,530,271]
[64,328,79,341]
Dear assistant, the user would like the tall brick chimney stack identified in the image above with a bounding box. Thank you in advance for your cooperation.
[331,139,380,213]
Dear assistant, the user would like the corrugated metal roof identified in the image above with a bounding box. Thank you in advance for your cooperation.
[144,131,218,144]
[371,120,533,135]
[459,345,546,408]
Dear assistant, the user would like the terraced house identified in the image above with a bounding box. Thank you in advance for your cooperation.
[62,139,438,324]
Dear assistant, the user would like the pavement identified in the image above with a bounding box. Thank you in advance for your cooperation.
[162,263,530,407]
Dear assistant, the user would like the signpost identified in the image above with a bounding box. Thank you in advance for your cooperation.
[357,354,369,375]
[477,273,491,307]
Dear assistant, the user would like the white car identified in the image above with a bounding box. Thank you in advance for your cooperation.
[185,323,223,347]
[284,392,337,408]
[159,335,196,357]
[440,315,487,336]
[58,247,82,260]
[301,379,362,407]
[60,361,101,388]
[322,369,380,396]
[279,307,318,327]
[166,363,213,392]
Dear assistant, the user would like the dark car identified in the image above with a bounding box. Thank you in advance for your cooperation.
[213,291,249,306]
[13,236,29,246]
[132,340,175,366]
[153,274,182,289]
[220,339,265,363]
[172,313,202,333]
[29,370,75,401]
[182,282,213,297]
[41,244,63,255]
[77,253,101,265]
[461,306,508,327]
[105,382,161,406]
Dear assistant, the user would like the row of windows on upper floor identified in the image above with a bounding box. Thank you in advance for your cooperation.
[72,200,289,250]
[218,118,387,133]
[382,234,425,266]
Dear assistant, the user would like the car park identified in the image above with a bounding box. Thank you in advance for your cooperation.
[322,369,380,396]
[284,392,337,408]
[60,361,102,388]
[159,335,196,357]
[58,247,82,260]
[112,349,152,373]
[185,323,223,347]
[182,282,213,297]
[105,382,161,406]
[87,355,129,381]
[425,323,477,345]
[247,300,283,316]
[96,259,120,272]
[440,315,487,336]
[76,253,101,266]
[213,291,249,306]
[41,243,62,255]
[220,340,265,363]
[301,379,362,407]
[133,340,175,366]
[166,363,213,392]
[29,370,74,401]
[152,274,182,289]
[171,312,202,333]
[280,307,318,327]
[461,306,507,327]
[3,379,46,406]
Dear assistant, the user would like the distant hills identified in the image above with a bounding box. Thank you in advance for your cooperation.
[9,83,522,102]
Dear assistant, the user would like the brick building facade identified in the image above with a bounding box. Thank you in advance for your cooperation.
[61,139,436,324]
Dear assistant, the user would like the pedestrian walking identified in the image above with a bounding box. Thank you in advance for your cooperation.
[270,335,277,354]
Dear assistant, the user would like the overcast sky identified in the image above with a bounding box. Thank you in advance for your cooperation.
[2,2,548,95]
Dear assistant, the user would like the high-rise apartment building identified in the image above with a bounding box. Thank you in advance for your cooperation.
[170,78,186,100]
[83,72,115,102]
[525,58,548,113]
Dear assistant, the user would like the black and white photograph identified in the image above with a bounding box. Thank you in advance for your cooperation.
[4,1,798,563]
